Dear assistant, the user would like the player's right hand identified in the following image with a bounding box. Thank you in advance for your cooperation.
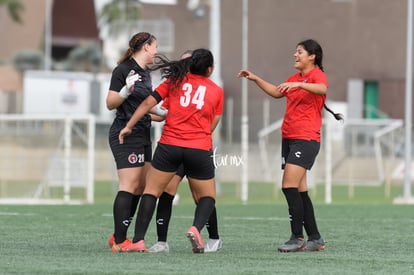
[118,126,132,144]
[237,69,257,81]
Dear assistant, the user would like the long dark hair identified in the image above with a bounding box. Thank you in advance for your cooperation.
[151,48,214,87]
[298,39,344,121]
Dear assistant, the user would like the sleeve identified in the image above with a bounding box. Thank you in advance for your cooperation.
[150,90,163,103]
[312,70,328,87]
[109,66,126,92]
[154,80,170,99]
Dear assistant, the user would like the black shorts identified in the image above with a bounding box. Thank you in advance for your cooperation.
[108,120,152,169]
[151,143,214,180]
[281,138,320,170]
[109,140,152,170]
[176,163,186,178]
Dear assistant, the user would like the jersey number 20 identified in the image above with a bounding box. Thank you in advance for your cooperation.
[180,83,206,110]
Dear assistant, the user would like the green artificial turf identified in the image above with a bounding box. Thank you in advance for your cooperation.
[1,199,413,274]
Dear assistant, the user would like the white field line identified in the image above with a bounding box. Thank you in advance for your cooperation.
[97,213,414,223]
[0,212,35,216]
[101,213,290,221]
[2,212,414,223]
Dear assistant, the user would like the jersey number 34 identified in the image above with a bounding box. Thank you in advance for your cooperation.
[180,83,206,110]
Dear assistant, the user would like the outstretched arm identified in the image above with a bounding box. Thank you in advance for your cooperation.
[118,95,158,144]
[277,82,327,95]
[237,69,284,98]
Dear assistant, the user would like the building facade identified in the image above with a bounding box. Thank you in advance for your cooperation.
[140,0,409,141]
[0,0,410,140]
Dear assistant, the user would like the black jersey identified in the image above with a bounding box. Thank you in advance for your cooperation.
[108,58,152,144]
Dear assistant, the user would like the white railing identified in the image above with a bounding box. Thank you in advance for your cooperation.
[257,117,404,203]
[0,114,95,204]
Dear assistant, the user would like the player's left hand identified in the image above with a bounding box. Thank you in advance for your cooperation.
[118,127,132,144]
[126,70,139,91]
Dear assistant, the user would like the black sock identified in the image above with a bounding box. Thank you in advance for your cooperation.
[155,192,174,242]
[193,197,215,232]
[206,207,219,239]
[133,194,157,243]
[300,191,321,240]
[282,188,304,238]
[113,191,134,244]
[129,194,140,225]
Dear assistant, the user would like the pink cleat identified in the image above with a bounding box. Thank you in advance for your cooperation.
[186,226,204,253]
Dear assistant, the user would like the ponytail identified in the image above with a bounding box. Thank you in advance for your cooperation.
[118,48,134,65]
[324,104,344,121]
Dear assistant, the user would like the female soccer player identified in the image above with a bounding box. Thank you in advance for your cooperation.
[148,50,222,253]
[117,48,224,253]
[106,32,158,252]
[238,39,342,252]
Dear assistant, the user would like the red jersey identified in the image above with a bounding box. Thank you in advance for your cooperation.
[281,67,327,142]
[155,73,224,150]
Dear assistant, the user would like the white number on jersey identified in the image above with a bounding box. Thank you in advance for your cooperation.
[180,83,206,110]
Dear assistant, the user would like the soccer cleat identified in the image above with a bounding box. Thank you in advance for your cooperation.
[277,236,306,252]
[186,226,204,253]
[108,234,115,247]
[111,239,132,253]
[125,240,149,253]
[204,238,222,253]
[108,234,130,248]
[148,241,170,253]
[305,237,326,251]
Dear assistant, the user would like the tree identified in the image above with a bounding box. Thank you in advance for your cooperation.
[13,50,42,72]
[0,0,24,23]
[66,42,102,73]
[98,0,141,37]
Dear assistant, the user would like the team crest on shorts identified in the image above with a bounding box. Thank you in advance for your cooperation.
[128,153,138,164]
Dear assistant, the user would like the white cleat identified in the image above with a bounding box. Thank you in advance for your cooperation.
[204,238,222,252]
[148,241,170,253]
